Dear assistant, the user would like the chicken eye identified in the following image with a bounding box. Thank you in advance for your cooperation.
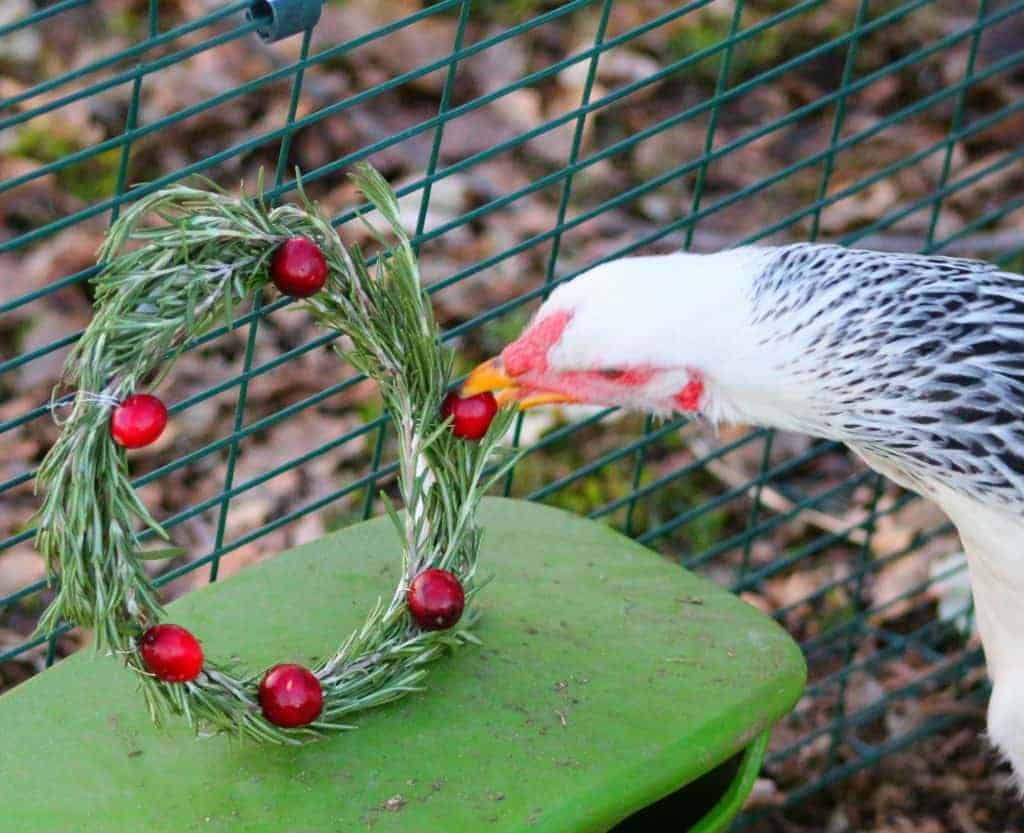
[593,367,657,388]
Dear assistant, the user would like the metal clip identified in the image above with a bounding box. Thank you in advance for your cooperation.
[248,0,322,43]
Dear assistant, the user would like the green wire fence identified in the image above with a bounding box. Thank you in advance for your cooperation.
[2,0,1022,823]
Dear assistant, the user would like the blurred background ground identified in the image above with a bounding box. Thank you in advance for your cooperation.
[3,1,1024,829]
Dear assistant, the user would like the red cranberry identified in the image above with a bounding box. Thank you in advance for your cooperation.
[139,624,204,683]
[441,391,498,440]
[407,568,465,631]
[110,394,168,449]
[270,237,328,298]
[259,663,323,727]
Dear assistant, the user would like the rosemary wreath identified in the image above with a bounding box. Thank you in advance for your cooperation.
[32,164,516,742]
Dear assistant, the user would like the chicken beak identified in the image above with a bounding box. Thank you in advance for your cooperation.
[462,358,577,410]
[462,358,513,397]
[513,391,579,409]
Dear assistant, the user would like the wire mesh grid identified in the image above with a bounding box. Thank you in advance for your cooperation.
[2,0,1023,824]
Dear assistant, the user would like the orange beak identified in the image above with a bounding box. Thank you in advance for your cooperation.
[462,357,578,410]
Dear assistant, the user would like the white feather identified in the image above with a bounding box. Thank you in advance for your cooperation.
[544,249,795,424]
[932,486,1024,789]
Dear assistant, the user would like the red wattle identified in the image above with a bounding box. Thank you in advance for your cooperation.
[674,377,705,412]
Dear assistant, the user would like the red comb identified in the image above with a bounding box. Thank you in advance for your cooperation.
[502,309,573,376]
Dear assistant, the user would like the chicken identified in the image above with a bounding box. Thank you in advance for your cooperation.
[464,243,1024,786]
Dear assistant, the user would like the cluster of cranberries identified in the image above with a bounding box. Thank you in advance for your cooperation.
[137,565,467,727]
[127,237,497,727]
[108,237,329,450]
[137,624,325,727]
[110,237,499,452]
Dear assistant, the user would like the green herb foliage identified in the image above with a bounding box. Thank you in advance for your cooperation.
[33,164,518,742]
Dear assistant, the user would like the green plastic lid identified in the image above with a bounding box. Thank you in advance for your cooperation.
[0,498,804,832]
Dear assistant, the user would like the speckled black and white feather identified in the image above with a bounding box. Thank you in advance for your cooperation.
[750,243,1024,513]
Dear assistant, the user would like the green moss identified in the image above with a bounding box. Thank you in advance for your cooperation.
[667,8,787,84]
[106,8,145,37]
[504,415,729,557]
[13,127,76,166]
[13,126,121,202]
[817,586,856,633]
[464,0,556,22]
[546,464,637,518]
[355,397,384,425]
[638,468,731,555]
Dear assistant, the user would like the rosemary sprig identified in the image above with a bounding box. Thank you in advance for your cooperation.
[33,164,518,742]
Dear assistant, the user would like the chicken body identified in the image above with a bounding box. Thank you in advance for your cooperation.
[466,243,1024,786]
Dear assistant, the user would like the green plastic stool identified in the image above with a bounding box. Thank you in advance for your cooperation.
[0,499,805,832]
